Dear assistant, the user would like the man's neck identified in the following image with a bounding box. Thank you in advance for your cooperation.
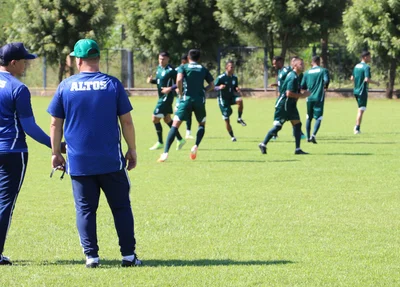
[226,71,233,76]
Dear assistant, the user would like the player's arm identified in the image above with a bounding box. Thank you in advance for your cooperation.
[364,65,379,86]
[50,116,66,169]
[177,72,184,97]
[147,75,157,84]
[119,112,137,171]
[15,86,51,148]
[204,71,215,92]
[286,78,309,98]
[324,69,330,89]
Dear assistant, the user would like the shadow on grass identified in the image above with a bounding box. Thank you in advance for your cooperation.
[209,159,266,163]
[13,259,294,268]
[201,148,254,151]
[324,152,373,156]
[268,159,300,162]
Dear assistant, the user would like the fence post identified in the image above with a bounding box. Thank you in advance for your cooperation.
[127,50,133,90]
[263,47,269,91]
[42,56,47,91]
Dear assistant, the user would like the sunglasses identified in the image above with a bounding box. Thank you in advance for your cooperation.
[50,165,66,180]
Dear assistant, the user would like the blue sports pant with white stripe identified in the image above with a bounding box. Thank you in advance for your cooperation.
[71,169,136,259]
[0,152,28,255]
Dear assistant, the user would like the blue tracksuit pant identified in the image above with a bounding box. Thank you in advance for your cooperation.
[0,152,28,254]
[71,169,136,259]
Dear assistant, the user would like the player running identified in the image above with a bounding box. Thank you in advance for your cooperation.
[147,51,186,151]
[158,49,214,162]
[350,51,380,134]
[301,56,330,143]
[214,60,246,142]
[259,58,310,155]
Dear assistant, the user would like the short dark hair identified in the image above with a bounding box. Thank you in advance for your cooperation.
[226,60,234,67]
[159,51,170,57]
[188,49,200,61]
[0,57,9,67]
[312,56,320,64]
[273,56,283,62]
[361,50,370,58]
[181,53,188,61]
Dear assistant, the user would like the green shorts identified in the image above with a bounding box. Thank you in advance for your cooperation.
[273,97,300,125]
[354,93,368,109]
[153,96,173,117]
[174,97,206,123]
[307,100,324,120]
[218,96,241,120]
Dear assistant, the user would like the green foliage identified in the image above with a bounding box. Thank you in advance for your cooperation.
[116,0,234,62]
[2,97,400,286]
[0,0,16,46]
[343,0,400,59]
[8,0,117,81]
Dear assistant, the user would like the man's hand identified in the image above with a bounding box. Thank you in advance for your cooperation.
[52,154,65,169]
[301,91,311,98]
[236,86,241,93]
[219,84,226,90]
[161,87,172,94]
[125,148,137,171]
[146,76,153,84]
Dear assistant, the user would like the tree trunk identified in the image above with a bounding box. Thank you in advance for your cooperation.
[58,57,65,84]
[269,32,274,64]
[321,28,328,69]
[280,32,289,61]
[386,60,396,99]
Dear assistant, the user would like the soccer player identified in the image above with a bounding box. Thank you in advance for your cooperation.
[350,51,380,134]
[158,49,214,162]
[214,60,246,142]
[258,58,310,155]
[270,56,292,140]
[162,53,194,139]
[147,52,186,150]
[48,39,141,268]
[0,43,55,265]
[301,56,330,143]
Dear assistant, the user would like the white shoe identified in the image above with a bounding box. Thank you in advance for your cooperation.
[185,131,194,139]
[190,145,198,160]
[157,153,168,162]
[354,127,361,134]
[231,137,237,142]
[149,142,164,150]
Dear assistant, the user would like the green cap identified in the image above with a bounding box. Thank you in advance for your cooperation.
[69,39,100,58]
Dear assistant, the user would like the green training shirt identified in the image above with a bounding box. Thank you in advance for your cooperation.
[214,72,239,100]
[352,62,371,96]
[177,62,214,100]
[301,66,330,102]
[151,64,177,98]
[277,66,292,94]
[280,71,299,105]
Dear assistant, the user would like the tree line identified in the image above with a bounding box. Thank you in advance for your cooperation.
[1,0,399,98]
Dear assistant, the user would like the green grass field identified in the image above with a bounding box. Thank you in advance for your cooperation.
[2,96,400,286]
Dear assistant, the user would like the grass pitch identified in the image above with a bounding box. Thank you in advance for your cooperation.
[2,96,399,286]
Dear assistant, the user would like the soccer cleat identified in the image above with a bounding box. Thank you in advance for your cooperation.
[149,142,164,150]
[237,118,247,126]
[294,149,309,155]
[272,135,278,141]
[231,137,237,142]
[121,255,142,267]
[353,126,361,134]
[190,145,198,160]
[185,131,194,139]
[258,143,267,154]
[0,255,12,265]
[308,137,317,144]
[176,139,186,150]
[157,153,168,162]
[85,257,99,268]
[300,134,306,140]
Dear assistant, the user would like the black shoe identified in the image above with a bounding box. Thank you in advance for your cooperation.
[237,118,247,126]
[121,255,142,267]
[0,255,12,265]
[85,262,99,268]
[258,143,267,154]
[295,149,309,155]
[308,137,317,144]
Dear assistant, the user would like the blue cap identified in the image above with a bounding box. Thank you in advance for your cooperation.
[0,42,37,62]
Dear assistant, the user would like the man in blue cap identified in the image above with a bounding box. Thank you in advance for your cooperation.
[0,42,54,265]
[48,39,141,268]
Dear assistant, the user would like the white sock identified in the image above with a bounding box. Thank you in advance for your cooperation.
[86,257,99,264]
[123,254,135,262]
